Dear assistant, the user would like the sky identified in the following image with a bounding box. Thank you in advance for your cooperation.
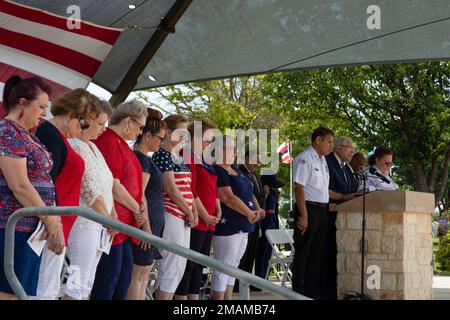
[86,82,176,115]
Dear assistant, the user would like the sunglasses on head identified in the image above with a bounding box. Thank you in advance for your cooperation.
[77,115,90,130]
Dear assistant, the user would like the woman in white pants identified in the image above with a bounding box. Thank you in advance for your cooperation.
[65,101,118,300]
[152,115,198,300]
[211,136,263,300]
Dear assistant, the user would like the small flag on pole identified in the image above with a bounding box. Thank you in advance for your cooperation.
[277,140,293,164]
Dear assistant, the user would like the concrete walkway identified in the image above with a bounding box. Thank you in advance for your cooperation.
[233,276,450,300]
[432,276,450,300]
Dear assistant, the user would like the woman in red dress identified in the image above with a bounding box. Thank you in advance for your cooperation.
[91,100,148,300]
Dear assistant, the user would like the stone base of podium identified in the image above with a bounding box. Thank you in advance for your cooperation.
[335,191,434,300]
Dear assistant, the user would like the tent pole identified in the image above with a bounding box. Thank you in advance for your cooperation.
[109,0,193,107]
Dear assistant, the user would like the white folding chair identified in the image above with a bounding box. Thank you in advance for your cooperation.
[145,261,159,300]
[265,229,295,287]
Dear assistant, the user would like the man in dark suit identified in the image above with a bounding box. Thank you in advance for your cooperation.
[234,151,263,292]
[321,136,361,299]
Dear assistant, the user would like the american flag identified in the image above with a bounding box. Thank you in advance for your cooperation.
[0,0,122,114]
[277,140,293,164]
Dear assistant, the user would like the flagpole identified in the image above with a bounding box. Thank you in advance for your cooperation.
[289,140,293,211]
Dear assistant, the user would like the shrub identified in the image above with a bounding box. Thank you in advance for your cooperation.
[436,233,450,271]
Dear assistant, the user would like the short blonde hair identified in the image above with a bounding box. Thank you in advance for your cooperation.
[51,88,101,119]
[109,99,148,125]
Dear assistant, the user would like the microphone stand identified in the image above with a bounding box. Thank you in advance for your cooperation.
[343,172,372,300]
[359,173,369,299]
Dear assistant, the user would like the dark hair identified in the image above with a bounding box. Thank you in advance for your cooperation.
[368,146,393,166]
[350,152,367,171]
[311,126,334,144]
[2,75,52,115]
[164,114,188,131]
[134,108,167,146]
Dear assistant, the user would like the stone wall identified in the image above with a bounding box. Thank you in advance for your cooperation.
[336,211,433,300]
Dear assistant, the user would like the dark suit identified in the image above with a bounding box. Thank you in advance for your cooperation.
[346,165,360,193]
[234,164,263,291]
[321,153,358,299]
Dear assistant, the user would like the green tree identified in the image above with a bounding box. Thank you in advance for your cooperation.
[263,62,450,205]
[140,76,283,131]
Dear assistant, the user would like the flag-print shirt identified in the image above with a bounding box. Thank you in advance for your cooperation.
[214,164,256,236]
[153,148,193,220]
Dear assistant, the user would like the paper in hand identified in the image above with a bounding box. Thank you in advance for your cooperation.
[98,227,113,254]
[27,221,47,256]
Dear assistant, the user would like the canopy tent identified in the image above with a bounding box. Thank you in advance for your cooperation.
[4,0,450,105]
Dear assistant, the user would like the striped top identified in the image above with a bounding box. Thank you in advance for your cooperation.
[152,148,193,220]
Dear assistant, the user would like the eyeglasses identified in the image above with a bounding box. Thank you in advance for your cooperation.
[340,144,355,152]
[384,161,393,166]
[203,136,215,144]
[77,115,90,130]
[153,134,165,142]
[132,118,146,130]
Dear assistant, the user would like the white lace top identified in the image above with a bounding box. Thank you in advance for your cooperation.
[68,138,114,230]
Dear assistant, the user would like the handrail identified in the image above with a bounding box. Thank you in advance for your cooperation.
[4,206,310,300]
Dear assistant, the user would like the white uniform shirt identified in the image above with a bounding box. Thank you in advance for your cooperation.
[293,146,330,203]
[361,165,399,192]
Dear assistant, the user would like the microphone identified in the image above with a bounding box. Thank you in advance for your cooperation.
[369,167,390,184]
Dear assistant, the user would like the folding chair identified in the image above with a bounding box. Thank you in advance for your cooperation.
[264,229,295,287]
[145,261,159,300]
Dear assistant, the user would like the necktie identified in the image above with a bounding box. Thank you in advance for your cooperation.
[341,163,348,183]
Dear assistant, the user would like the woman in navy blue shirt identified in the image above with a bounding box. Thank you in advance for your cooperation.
[211,136,263,300]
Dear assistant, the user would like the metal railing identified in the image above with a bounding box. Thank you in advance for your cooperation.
[4,206,309,300]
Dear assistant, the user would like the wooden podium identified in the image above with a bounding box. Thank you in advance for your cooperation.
[333,190,435,300]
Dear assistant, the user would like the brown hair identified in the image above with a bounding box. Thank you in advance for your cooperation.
[350,152,367,172]
[368,146,393,166]
[188,119,217,137]
[51,88,101,119]
[2,75,52,115]
[134,108,167,146]
[164,114,188,131]
[109,99,148,126]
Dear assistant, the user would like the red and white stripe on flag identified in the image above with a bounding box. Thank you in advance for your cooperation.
[277,140,293,164]
[281,153,293,164]
[0,0,122,114]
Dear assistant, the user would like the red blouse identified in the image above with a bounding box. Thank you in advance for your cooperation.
[93,128,143,245]
[185,152,219,232]
[57,134,84,243]
[35,121,84,244]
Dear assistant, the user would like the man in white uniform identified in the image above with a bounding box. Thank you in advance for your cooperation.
[291,127,334,299]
